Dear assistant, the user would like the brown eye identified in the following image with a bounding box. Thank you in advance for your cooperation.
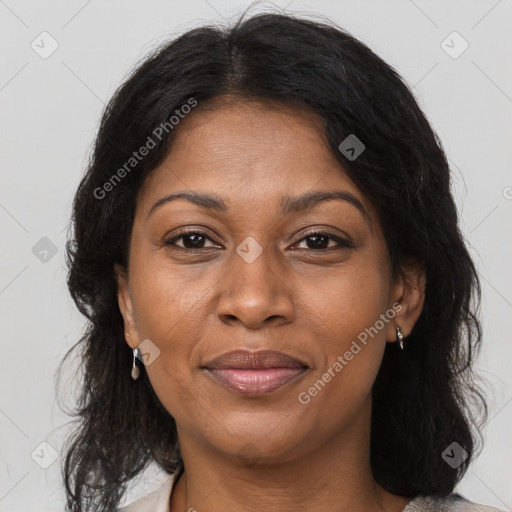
[164,231,219,249]
[293,232,354,251]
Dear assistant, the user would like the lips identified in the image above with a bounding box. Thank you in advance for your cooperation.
[203,349,308,370]
[202,349,309,397]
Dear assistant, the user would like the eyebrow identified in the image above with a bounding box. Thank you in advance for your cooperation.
[147,190,372,230]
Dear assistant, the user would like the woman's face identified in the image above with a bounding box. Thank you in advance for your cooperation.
[117,97,423,463]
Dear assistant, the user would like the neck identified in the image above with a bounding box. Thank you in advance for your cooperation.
[169,401,411,512]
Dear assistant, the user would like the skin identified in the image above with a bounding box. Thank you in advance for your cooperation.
[116,96,426,512]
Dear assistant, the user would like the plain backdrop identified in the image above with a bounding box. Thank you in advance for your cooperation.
[1,0,511,510]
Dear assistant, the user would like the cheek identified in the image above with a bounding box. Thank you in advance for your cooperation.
[128,259,208,422]
[129,251,207,337]
[299,258,390,347]
[295,254,390,399]
[127,248,226,405]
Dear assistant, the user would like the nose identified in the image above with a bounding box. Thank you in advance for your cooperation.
[216,250,295,330]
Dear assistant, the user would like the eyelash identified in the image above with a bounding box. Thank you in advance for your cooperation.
[163,230,354,251]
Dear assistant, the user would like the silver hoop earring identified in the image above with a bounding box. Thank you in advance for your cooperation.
[396,325,404,350]
[131,348,141,380]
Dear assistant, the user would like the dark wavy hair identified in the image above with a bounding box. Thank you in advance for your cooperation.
[58,9,488,512]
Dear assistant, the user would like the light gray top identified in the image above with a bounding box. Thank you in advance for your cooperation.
[118,470,505,512]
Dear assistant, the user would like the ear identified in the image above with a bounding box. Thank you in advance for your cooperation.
[385,258,426,344]
[114,263,139,350]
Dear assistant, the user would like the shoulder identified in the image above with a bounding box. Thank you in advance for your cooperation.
[404,493,506,512]
[118,473,176,512]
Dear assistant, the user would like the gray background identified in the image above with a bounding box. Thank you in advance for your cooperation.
[1,0,511,510]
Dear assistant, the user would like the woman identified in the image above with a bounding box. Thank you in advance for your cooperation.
[59,11,503,512]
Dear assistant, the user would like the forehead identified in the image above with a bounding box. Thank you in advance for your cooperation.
[137,97,376,224]
[145,98,331,182]
[169,96,328,154]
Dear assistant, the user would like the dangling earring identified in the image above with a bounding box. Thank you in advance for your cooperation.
[126,333,140,380]
[396,325,404,350]
[131,347,141,380]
